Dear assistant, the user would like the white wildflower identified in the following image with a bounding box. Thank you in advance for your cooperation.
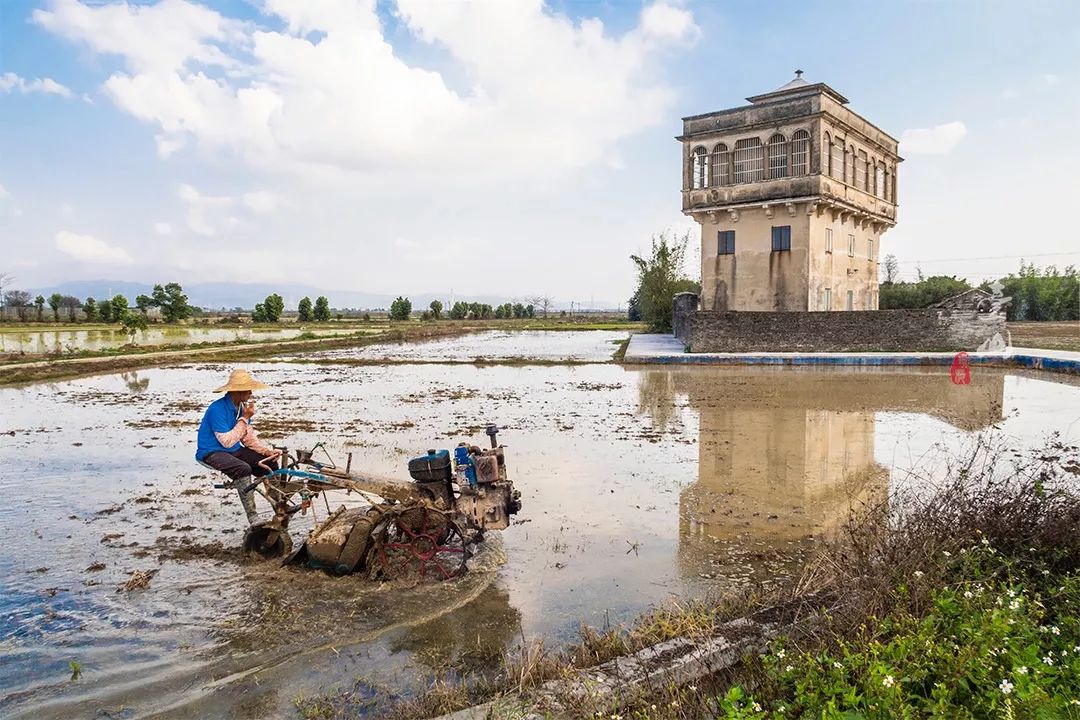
[914,570,924,578]
[1052,626,1061,635]
[1007,589,1017,598]
[943,551,952,557]
[1009,600,1021,611]
[753,703,762,712]
[785,664,794,672]
[981,537,990,545]
[964,591,974,599]
[776,649,786,659]
[833,661,843,669]
[1000,679,1014,694]
[1044,655,1055,666]
[883,675,895,688]
[1017,666,1028,675]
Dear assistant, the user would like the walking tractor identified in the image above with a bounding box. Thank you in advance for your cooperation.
[224,425,521,582]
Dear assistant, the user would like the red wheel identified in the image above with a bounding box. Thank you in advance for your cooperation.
[372,505,469,582]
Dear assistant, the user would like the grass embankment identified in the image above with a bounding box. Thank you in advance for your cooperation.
[1008,322,1080,353]
[0,324,470,386]
[308,438,1080,720]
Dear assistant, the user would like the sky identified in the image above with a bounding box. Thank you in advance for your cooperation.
[1,0,1078,306]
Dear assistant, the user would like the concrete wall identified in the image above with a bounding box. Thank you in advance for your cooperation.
[672,292,698,344]
[807,209,881,311]
[686,309,1008,353]
[699,206,811,311]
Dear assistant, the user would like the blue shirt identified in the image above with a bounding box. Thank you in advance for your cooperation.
[195,394,245,461]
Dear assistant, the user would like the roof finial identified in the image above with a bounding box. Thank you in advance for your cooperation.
[795,69,804,79]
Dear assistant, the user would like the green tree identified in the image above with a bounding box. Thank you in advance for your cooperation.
[99,298,114,323]
[120,310,148,343]
[83,297,99,322]
[48,293,64,322]
[252,303,267,322]
[110,294,129,321]
[429,299,443,319]
[629,231,698,333]
[257,293,285,322]
[151,283,192,323]
[135,294,153,316]
[525,304,535,318]
[448,302,468,320]
[62,295,82,322]
[313,296,331,321]
[880,275,972,310]
[3,290,31,322]
[512,302,525,319]
[34,295,45,322]
[297,296,314,322]
[389,296,412,321]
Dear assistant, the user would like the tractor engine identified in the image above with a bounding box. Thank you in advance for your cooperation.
[407,424,521,531]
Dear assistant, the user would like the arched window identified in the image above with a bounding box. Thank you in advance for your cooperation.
[847,145,856,184]
[690,146,709,189]
[791,130,810,176]
[857,150,868,191]
[875,162,885,199]
[709,143,729,186]
[767,134,788,179]
[831,136,844,181]
[823,132,832,176]
[733,137,764,183]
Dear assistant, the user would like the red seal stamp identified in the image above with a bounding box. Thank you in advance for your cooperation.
[950,352,971,385]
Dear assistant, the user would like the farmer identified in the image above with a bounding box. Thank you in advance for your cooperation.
[195,369,280,524]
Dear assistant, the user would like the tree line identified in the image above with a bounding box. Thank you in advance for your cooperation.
[880,256,1079,321]
[386,297,538,321]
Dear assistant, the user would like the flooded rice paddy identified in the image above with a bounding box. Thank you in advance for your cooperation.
[1,331,1079,718]
[0,325,366,355]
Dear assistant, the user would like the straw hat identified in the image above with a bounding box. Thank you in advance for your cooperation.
[214,369,269,393]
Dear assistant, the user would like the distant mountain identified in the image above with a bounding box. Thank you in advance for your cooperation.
[27,279,620,311]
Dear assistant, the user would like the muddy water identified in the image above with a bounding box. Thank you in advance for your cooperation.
[0,326,366,355]
[2,332,1079,718]
[304,329,628,361]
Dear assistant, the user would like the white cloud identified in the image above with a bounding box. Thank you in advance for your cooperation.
[1042,73,1060,87]
[34,0,697,180]
[177,183,237,236]
[900,121,967,155]
[153,221,173,235]
[0,71,73,98]
[0,184,9,200]
[55,230,134,264]
[60,202,74,216]
[640,2,699,42]
[242,191,278,214]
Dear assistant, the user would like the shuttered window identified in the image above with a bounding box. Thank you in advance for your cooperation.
[718,230,735,255]
[771,225,791,252]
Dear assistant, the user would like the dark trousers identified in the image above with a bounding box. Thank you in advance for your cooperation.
[203,447,279,480]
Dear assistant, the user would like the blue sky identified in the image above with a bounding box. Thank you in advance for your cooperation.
[1,0,1078,304]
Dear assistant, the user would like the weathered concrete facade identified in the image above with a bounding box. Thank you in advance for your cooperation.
[679,73,900,312]
[681,308,1008,353]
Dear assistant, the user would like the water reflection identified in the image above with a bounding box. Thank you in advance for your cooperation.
[638,367,1006,580]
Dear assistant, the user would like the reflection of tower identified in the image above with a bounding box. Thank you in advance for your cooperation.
[635,367,1006,581]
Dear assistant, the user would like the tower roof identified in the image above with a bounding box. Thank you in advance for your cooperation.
[745,70,849,105]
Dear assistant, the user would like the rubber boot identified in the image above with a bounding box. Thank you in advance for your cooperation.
[235,476,259,525]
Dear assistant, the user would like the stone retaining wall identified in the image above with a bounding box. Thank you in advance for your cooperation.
[681,305,1008,353]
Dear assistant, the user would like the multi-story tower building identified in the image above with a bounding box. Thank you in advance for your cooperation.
[679,72,901,312]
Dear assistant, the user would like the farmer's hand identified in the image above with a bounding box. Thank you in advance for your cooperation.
[242,401,256,420]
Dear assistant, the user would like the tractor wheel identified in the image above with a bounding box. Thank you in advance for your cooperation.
[243,523,293,560]
[369,504,470,582]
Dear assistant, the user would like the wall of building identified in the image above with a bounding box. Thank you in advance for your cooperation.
[807,210,881,311]
[700,205,811,312]
[685,308,1008,352]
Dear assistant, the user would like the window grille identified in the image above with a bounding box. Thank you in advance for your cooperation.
[733,138,764,184]
[867,239,874,261]
[831,138,844,181]
[847,146,856,184]
[718,230,735,255]
[825,227,833,253]
[848,234,855,257]
[875,165,885,199]
[791,130,809,175]
[857,150,868,191]
[846,290,854,311]
[691,146,709,189]
[771,225,791,252]
[709,144,729,187]
[767,134,788,179]
[824,287,832,311]
[824,133,832,175]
